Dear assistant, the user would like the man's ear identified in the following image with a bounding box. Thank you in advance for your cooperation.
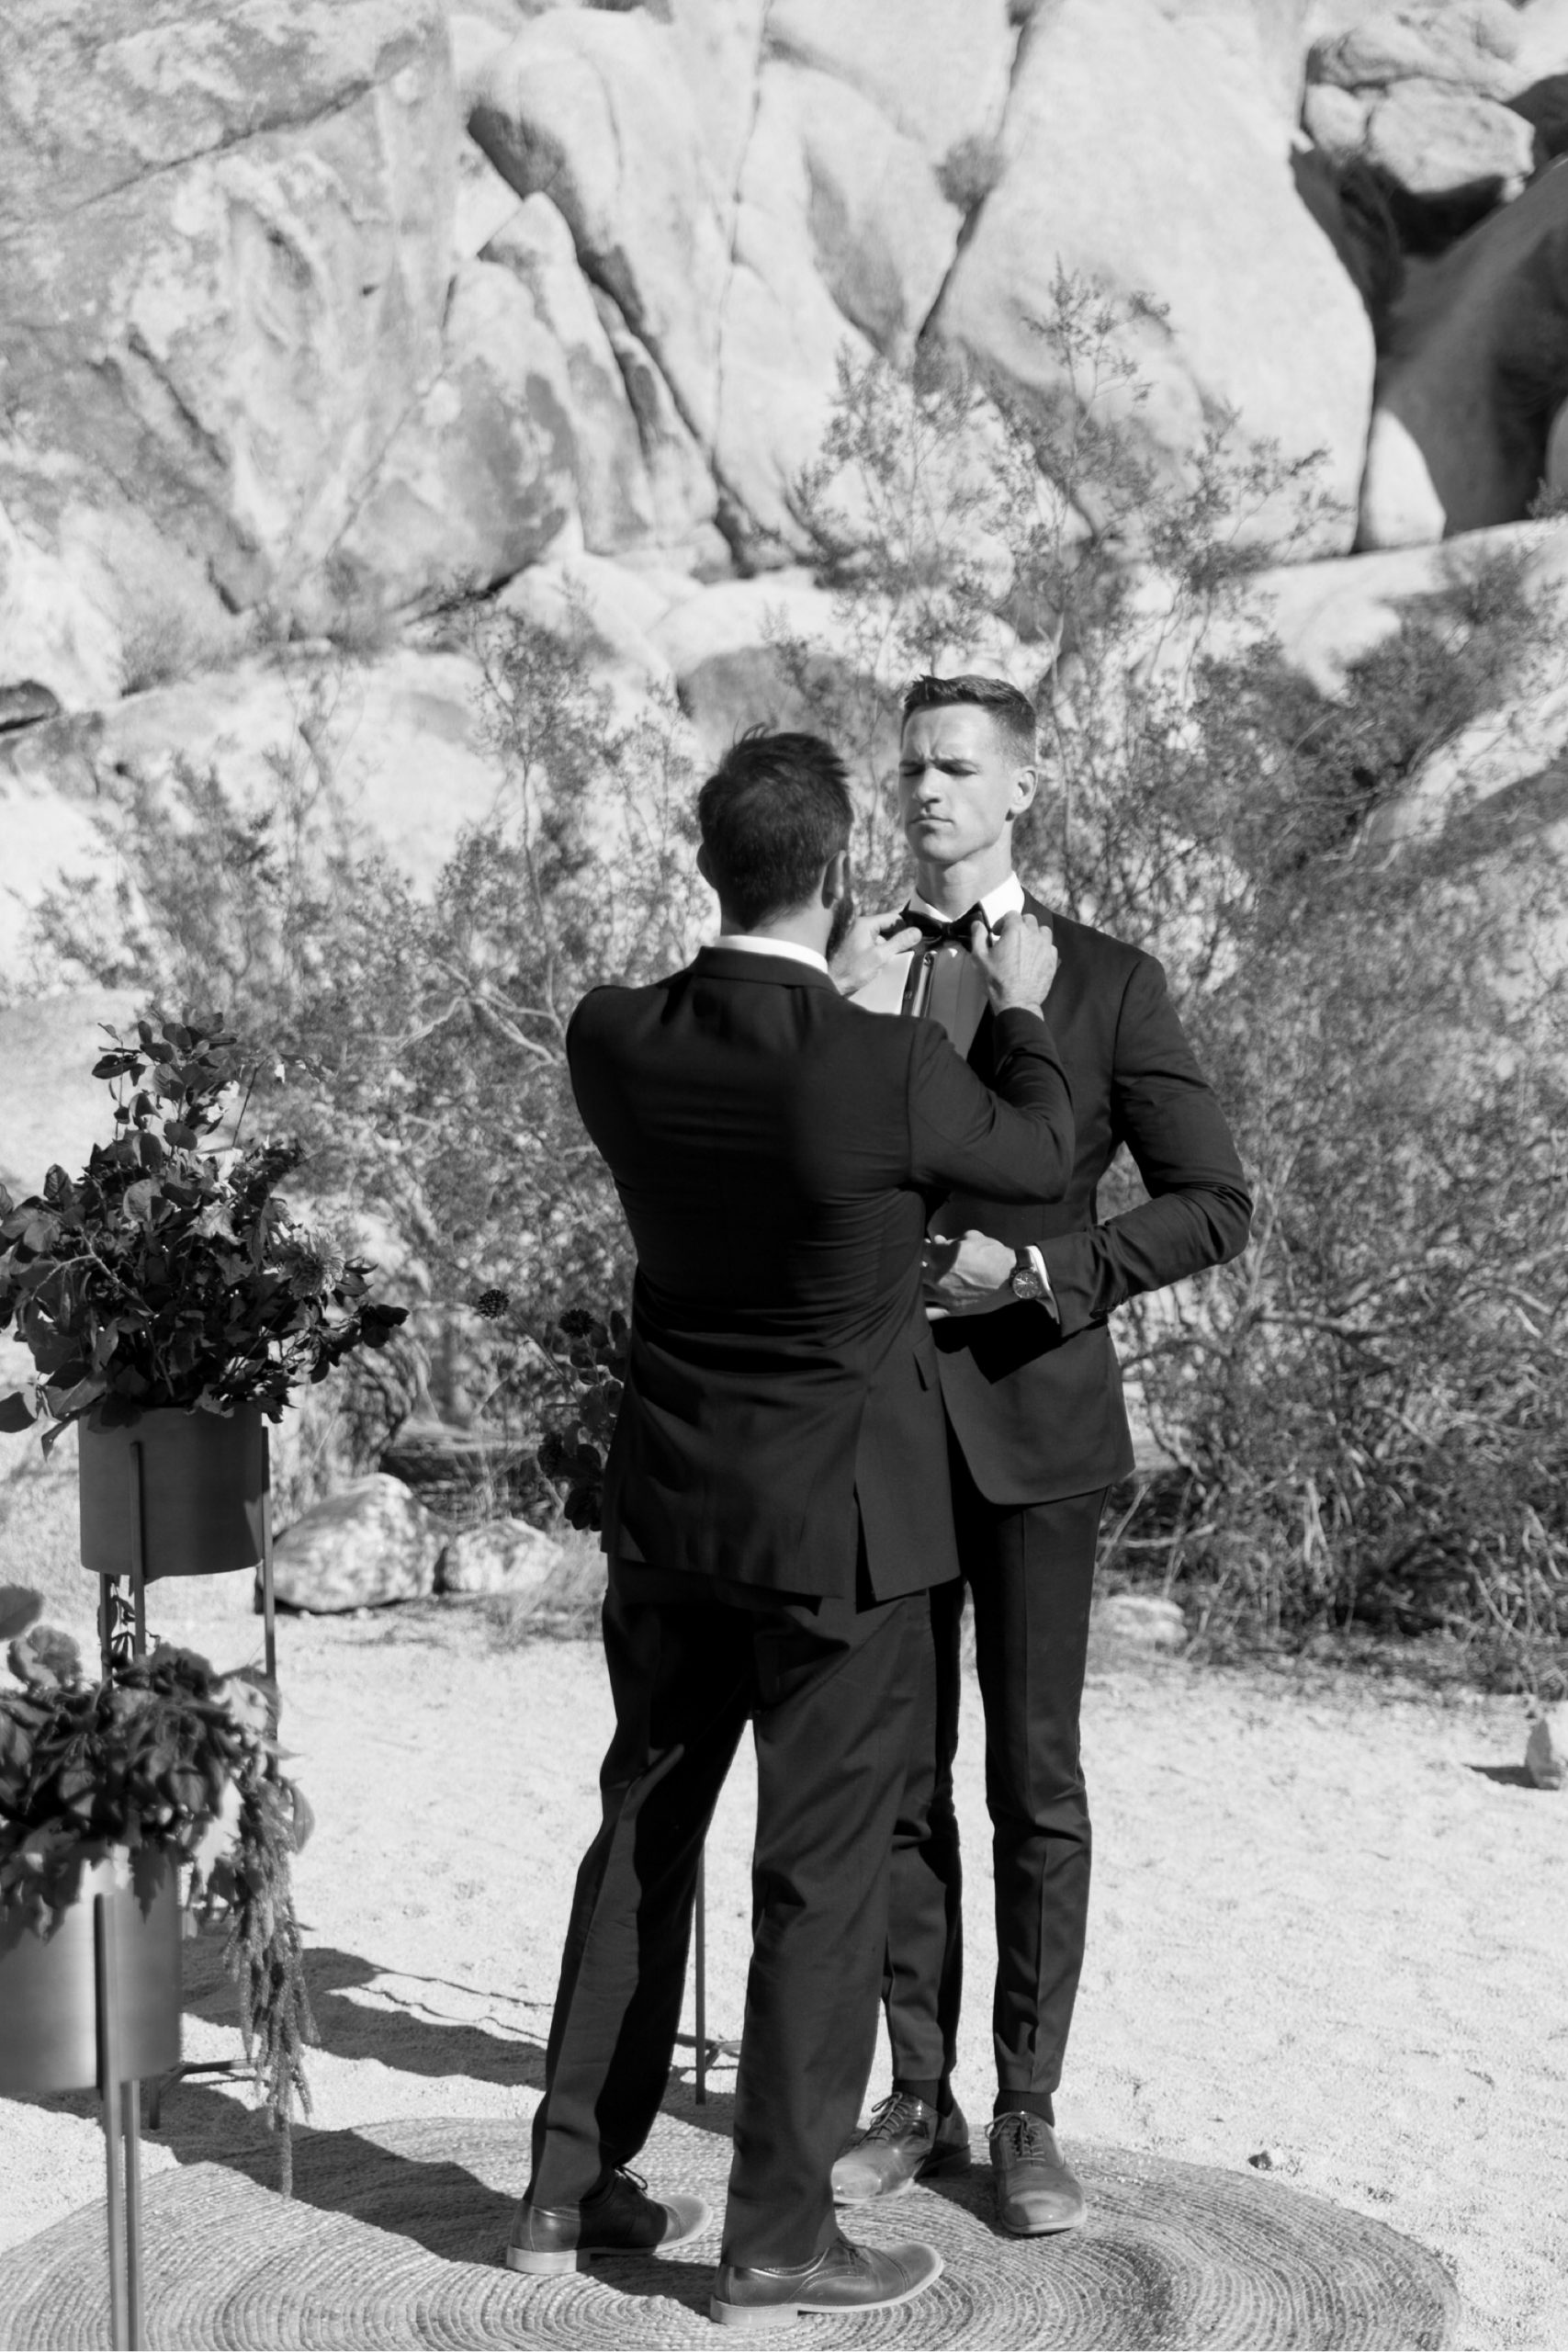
[821,848,851,905]
[696,843,716,892]
[1006,763,1039,823]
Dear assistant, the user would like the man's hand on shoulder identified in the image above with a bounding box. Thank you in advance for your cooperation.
[829,909,923,995]
[972,910,1057,1012]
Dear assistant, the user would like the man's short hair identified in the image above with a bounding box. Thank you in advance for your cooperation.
[901,673,1037,763]
[696,729,852,929]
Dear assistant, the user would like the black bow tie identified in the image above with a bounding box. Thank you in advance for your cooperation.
[903,904,989,947]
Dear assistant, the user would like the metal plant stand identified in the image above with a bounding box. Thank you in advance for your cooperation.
[98,1430,279,2130]
[674,1851,740,2103]
[95,1893,146,2351]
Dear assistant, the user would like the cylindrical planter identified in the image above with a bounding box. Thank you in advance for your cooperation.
[79,1404,266,1581]
[0,1855,182,2096]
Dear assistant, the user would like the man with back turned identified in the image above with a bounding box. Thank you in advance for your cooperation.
[506,729,1076,2327]
[832,673,1252,2236]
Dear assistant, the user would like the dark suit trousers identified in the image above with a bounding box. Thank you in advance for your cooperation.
[527,1573,926,2267]
[885,1447,1106,2109]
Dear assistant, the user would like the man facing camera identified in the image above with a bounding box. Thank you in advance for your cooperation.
[833,674,1252,2235]
[509,729,1075,2328]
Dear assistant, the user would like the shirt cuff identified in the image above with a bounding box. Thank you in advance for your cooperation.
[1025,1245,1059,1320]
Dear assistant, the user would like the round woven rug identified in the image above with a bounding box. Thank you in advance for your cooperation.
[0,2110,1456,2348]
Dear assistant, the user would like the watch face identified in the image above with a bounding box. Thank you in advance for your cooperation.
[1010,1264,1044,1301]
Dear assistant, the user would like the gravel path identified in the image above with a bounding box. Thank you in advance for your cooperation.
[0,1498,1563,2347]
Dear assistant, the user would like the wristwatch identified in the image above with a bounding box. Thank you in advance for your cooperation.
[1009,1250,1049,1305]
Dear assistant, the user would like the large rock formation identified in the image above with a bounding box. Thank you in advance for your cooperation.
[932,0,1377,548]
[5,0,1568,987]
[0,2,458,695]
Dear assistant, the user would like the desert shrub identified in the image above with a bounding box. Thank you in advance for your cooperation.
[937,135,1004,216]
[33,605,709,1498]
[781,277,1568,1677]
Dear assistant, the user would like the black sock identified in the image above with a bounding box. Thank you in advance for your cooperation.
[994,2090,1054,2126]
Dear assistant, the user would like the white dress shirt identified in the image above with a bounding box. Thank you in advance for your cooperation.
[849,871,1057,1317]
[713,933,830,974]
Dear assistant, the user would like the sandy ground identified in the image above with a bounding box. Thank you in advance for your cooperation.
[1,1452,1565,2350]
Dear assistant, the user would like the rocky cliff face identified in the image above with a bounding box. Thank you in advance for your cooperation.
[3,0,1568,975]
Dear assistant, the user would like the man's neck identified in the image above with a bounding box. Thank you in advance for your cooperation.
[717,911,831,956]
[912,845,1017,917]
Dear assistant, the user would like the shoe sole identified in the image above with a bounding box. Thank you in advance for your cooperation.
[710,2252,944,2329]
[505,2201,713,2274]
[831,2145,973,2206]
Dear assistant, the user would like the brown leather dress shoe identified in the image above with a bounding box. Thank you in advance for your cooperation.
[505,2167,711,2274]
[711,2233,942,2330]
[830,2091,972,2202]
[987,2112,1088,2235]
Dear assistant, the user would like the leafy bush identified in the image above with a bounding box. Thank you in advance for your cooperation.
[780,277,1568,1679]
[0,1015,404,1446]
[33,607,706,1489]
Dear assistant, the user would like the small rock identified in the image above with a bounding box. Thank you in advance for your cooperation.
[438,1518,561,1598]
[1098,1593,1188,1651]
[271,1475,445,1613]
[0,680,62,735]
[1525,1711,1566,1790]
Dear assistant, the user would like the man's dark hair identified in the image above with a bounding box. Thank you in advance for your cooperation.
[901,673,1037,763]
[696,729,852,929]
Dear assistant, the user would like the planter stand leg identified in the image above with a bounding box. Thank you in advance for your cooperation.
[96,1893,145,2352]
[127,1442,147,1661]
[123,2082,143,2346]
[261,1430,276,1687]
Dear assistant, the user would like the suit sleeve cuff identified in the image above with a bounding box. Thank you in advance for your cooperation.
[1025,1244,1059,1321]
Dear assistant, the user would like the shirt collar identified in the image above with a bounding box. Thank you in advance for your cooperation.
[711,933,830,975]
[908,872,1024,930]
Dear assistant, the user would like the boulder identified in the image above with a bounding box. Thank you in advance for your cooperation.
[931,0,1376,553]
[438,1517,561,1595]
[714,63,958,537]
[1098,1592,1189,1650]
[470,9,737,459]
[0,643,504,910]
[0,684,62,737]
[1525,1709,1567,1789]
[1309,5,1524,104]
[482,197,662,553]
[763,0,1016,162]
[1363,77,1535,203]
[336,257,581,602]
[1359,162,1568,544]
[0,1,458,635]
[271,1473,444,1611]
[0,989,144,1198]
[1512,0,1568,87]
[470,3,968,548]
[646,571,858,760]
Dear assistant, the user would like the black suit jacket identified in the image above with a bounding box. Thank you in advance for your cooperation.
[567,944,1075,1601]
[931,893,1252,1503]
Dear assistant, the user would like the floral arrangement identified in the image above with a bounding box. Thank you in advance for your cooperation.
[0,1013,404,1449]
[0,1588,316,2179]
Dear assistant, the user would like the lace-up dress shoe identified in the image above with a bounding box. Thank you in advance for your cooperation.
[711,2233,942,2329]
[830,2091,972,2203]
[505,2168,711,2274]
[987,2112,1087,2235]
